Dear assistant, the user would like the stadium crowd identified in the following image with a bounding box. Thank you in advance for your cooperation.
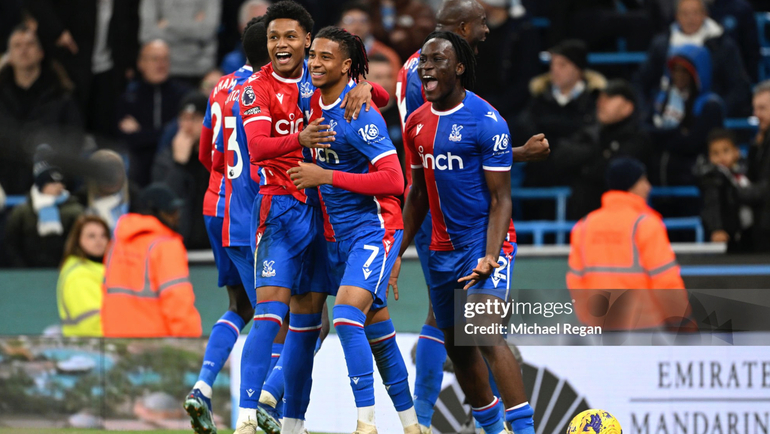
[1,0,770,267]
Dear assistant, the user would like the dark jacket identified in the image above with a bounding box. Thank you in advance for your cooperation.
[648,44,725,186]
[0,67,82,195]
[151,139,210,250]
[696,160,752,252]
[742,133,770,252]
[635,25,752,117]
[476,16,542,124]
[555,114,653,220]
[116,78,190,186]
[516,70,606,187]
[4,193,83,267]
[709,0,761,82]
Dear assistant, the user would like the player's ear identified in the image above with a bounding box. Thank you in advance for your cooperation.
[304,32,311,49]
[342,58,352,76]
[456,62,465,78]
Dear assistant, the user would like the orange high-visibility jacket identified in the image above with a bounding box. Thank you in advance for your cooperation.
[567,191,689,330]
[101,214,202,337]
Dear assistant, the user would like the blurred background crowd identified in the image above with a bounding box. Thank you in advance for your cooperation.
[1,0,770,271]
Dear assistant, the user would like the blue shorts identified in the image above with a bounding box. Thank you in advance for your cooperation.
[204,215,241,288]
[428,239,517,329]
[414,212,432,288]
[251,194,328,295]
[225,245,257,308]
[327,228,403,310]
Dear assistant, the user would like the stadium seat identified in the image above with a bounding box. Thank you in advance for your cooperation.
[512,187,572,243]
[649,186,700,198]
[4,195,26,208]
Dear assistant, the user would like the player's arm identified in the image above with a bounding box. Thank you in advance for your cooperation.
[339,81,390,121]
[198,99,214,171]
[398,120,429,256]
[512,133,550,162]
[459,115,513,289]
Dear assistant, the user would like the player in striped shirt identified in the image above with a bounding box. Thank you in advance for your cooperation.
[393,32,536,434]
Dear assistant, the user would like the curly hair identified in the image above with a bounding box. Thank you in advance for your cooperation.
[264,0,314,35]
[243,16,269,67]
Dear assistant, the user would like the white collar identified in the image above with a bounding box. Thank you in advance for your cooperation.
[431,102,464,116]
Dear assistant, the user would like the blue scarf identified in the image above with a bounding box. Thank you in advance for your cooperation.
[31,186,70,237]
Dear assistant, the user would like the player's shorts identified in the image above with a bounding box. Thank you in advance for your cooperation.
[428,238,517,329]
[224,245,256,308]
[251,193,328,295]
[327,228,403,310]
[413,212,432,287]
[204,215,242,288]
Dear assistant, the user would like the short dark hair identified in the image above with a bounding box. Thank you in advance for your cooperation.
[368,52,391,65]
[422,31,476,90]
[315,26,369,81]
[264,0,315,35]
[707,128,738,148]
[243,16,270,67]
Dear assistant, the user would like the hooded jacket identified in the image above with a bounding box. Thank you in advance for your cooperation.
[649,44,725,186]
[101,213,201,337]
[635,20,752,117]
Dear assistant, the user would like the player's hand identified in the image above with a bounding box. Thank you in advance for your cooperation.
[340,81,372,122]
[388,256,402,301]
[299,117,335,148]
[287,161,333,189]
[458,255,500,290]
[119,116,141,134]
[520,133,550,162]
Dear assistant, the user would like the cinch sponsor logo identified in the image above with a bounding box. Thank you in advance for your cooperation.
[418,146,464,171]
[314,148,340,164]
[276,112,303,135]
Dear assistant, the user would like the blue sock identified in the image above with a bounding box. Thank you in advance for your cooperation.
[473,397,505,434]
[475,397,504,430]
[366,319,412,412]
[282,312,322,420]
[240,301,288,409]
[506,402,535,434]
[333,305,374,408]
[263,345,285,405]
[198,311,245,387]
[414,324,446,426]
[269,343,283,372]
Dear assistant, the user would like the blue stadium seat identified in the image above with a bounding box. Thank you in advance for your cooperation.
[512,187,572,243]
[4,195,26,208]
[649,186,700,198]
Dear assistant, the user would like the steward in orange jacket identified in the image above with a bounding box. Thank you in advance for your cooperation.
[567,158,689,330]
[102,184,202,337]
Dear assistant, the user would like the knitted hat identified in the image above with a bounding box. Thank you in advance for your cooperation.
[548,39,588,71]
[33,144,64,190]
[606,157,646,191]
[178,92,208,115]
[602,79,637,106]
[137,183,184,213]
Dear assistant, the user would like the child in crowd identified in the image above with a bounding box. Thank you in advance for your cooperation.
[697,129,753,251]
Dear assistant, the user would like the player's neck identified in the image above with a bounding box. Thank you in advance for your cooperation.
[432,86,465,112]
[320,76,349,107]
[274,62,304,80]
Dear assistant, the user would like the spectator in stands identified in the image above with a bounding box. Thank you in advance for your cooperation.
[707,0,760,82]
[516,39,606,191]
[339,2,402,80]
[648,44,724,187]
[199,69,223,96]
[567,157,689,331]
[636,0,752,117]
[476,0,542,122]
[0,25,82,197]
[116,40,190,187]
[746,82,770,252]
[555,79,652,220]
[151,92,210,250]
[139,0,221,85]
[695,129,753,250]
[57,215,110,337]
[4,145,84,268]
[220,0,269,75]
[369,0,436,61]
[25,0,140,137]
[82,150,135,231]
[101,183,202,337]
